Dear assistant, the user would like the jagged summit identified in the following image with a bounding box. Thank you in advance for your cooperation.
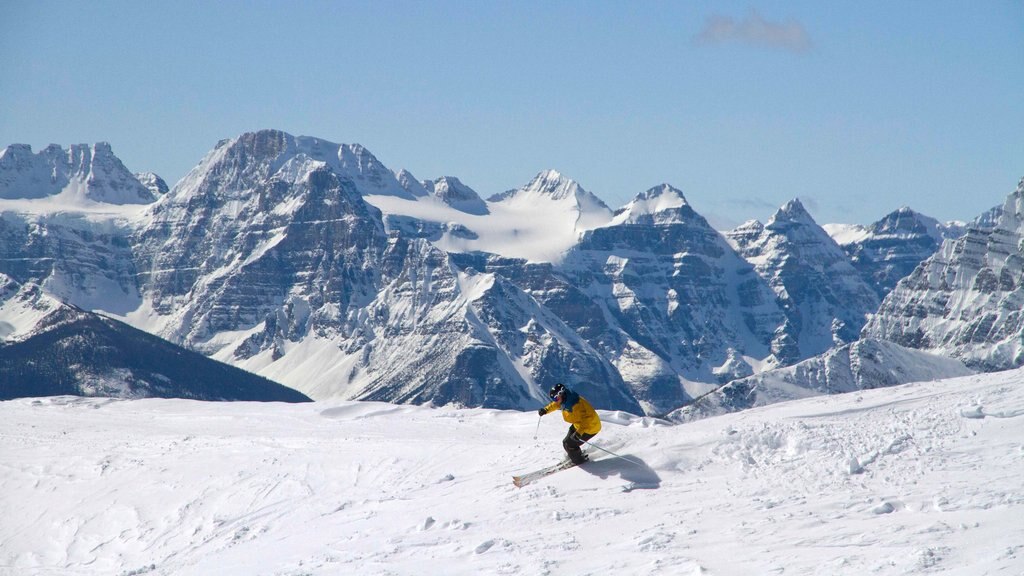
[2,128,1012,417]
[524,169,580,201]
[393,168,431,197]
[610,183,704,226]
[770,198,816,225]
[0,141,156,205]
[173,129,413,202]
[135,172,169,197]
[490,169,610,209]
[427,176,488,214]
[728,198,881,361]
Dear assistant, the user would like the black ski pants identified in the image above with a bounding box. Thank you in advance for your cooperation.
[563,425,595,464]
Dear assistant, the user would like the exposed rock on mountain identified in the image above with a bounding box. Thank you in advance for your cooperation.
[425,176,488,215]
[558,185,787,414]
[826,207,966,297]
[135,172,169,197]
[132,132,390,353]
[726,199,880,363]
[0,210,140,313]
[865,178,1024,371]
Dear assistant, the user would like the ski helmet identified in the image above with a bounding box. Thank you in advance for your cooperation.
[548,383,566,401]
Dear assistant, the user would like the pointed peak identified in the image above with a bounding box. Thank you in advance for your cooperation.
[535,168,566,182]
[524,169,579,197]
[611,183,705,227]
[638,183,688,203]
[434,175,468,188]
[732,219,765,234]
[431,176,487,215]
[394,169,430,197]
[135,172,169,196]
[770,198,817,225]
[781,197,808,214]
[432,176,480,201]
[499,169,594,205]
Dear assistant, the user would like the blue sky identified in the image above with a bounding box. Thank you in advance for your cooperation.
[2,1,1022,227]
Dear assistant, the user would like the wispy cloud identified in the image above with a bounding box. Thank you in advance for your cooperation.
[695,10,813,53]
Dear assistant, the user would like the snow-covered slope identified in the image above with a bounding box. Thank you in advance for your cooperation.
[368,169,614,263]
[0,273,64,341]
[2,370,1023,575]
[671,338,974,421]
[0,275,309,402]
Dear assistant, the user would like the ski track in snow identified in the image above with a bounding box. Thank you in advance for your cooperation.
[2,372,1024,575]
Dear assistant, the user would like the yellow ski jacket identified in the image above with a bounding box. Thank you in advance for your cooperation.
[541,391,602,435]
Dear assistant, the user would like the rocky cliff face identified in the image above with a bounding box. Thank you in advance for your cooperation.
[131,131,390,356]
[557,185,787,414]
[829,207,966,298]
[726,199,881,363]
[864,179,1024,370]
[0,211,141,314]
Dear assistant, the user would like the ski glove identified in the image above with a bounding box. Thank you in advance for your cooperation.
[538,408,546,417]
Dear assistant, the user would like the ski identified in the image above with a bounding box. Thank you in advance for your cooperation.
[512,454,588,488]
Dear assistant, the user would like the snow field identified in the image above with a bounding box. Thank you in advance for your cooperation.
[1,371,1023,575]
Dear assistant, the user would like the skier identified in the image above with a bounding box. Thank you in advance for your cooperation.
[538,383,601,465]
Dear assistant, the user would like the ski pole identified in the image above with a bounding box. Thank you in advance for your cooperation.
[533,415,542,440]
[583,439,644,467]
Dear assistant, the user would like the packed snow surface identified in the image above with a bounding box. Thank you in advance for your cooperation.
[2,370,1023,575]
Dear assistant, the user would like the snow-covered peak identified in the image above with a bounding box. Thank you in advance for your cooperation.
[429,176,488,215]
[394,169,431,198]
[135,172,169,197]
[868,206,945,242]
[491,170,611,225]
[723,219,767,251]
[524,169,578,200]
[0,142,156,207]
[732,219,765,235]
[432,176,475,199]
[769,198,816,226]
[170,130,413,204]
[609,183,699,226]
[493,170,606,208]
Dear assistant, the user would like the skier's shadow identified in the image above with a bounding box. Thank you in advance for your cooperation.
[582,454,661,490]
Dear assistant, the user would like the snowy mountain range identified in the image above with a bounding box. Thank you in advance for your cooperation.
[0,130,1017,416]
